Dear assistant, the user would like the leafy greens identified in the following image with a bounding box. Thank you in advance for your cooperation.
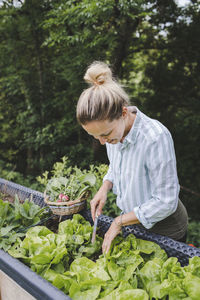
[0,195,47,251]
[8,214,200,299]
[46,171,96,201]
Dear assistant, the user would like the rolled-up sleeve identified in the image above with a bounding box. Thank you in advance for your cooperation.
[134,131,180,229]
[103,164,118,195]
[103,164,113,183]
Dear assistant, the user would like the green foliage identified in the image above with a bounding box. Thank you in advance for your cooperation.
[187,221,200,248]
[37,156,73,187]
[103,192,120,218]
[0,0,199,220]
[46,173,96,201]
[132,2,200,216]
[9,214,102,272]
[38,156,96,201]
[0,159,42,191]
[7,215,200,299]
[88,164,120,217]
[38,157,120,216]
[0,195,47,251]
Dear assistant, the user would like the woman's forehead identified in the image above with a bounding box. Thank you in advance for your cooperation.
[82,119,117,136]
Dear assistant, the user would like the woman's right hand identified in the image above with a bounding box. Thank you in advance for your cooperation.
[90,180,113,221]
[90,188,107,222]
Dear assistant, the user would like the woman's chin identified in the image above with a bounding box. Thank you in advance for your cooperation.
[108,139,118,144]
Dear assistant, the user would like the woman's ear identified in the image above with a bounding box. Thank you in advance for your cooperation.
[122,106,128,118]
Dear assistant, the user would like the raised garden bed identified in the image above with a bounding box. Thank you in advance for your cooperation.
[0,178,200,300]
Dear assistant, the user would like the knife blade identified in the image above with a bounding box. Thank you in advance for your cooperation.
[91,212,98,244]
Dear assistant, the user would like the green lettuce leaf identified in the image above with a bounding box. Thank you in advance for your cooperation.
[184,256,200,278]
[138,257,163,292]
[183,273,200,300]
[69,279,101,300]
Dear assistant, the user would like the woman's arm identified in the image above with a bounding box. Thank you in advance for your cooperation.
[114,211,140,226]
[134,131,180,229]
[102,211,140,254]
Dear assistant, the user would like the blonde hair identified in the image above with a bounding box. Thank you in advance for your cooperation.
[76,61,129,124]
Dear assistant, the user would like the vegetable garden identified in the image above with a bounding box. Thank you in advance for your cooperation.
[0,0,200,298]
[0,171,200,300]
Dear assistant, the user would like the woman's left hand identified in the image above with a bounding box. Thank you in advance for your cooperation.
[102,220,121,254]
[102,211,139,254]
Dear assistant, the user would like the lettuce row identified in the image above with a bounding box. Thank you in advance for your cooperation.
[8,214,200,300]
[8,214,102,274]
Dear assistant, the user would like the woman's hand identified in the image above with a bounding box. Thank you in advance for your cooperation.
[102,219,121,254]
[102,212,140,254]
[90,188,107,221]
[90,180,112,221]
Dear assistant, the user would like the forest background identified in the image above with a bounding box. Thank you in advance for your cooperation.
[0,0,200,227]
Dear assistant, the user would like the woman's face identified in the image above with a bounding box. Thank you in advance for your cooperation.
[82,117,126,145]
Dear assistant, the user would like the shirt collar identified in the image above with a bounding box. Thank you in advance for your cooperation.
[122,106,141,146]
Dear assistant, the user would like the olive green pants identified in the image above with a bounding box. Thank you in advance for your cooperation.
[138,199,188,241]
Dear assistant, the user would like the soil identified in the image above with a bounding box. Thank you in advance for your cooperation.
[0,192,15,203]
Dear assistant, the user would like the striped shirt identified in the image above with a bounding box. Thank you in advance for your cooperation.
[103,106,180,229]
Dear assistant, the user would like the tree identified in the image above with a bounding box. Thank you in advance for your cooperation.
[126,0,200,218]
[0,0,199,221]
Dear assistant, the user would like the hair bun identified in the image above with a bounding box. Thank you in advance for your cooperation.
[95,74,106,85]
[84,61,112,86]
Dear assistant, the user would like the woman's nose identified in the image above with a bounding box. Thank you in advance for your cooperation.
[99,136,107,145]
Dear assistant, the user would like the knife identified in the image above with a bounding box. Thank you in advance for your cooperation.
[91,212,99,244]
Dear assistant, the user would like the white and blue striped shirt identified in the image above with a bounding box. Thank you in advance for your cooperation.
[104,106,180,229]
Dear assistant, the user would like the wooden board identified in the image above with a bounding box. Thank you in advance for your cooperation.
[0,271,36,300]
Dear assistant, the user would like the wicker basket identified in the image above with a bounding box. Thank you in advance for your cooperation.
[44,190,87,216]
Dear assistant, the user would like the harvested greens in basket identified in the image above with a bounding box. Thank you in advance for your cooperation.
[45,171,96,203]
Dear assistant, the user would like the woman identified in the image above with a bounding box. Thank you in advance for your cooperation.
[76,61,188,254]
